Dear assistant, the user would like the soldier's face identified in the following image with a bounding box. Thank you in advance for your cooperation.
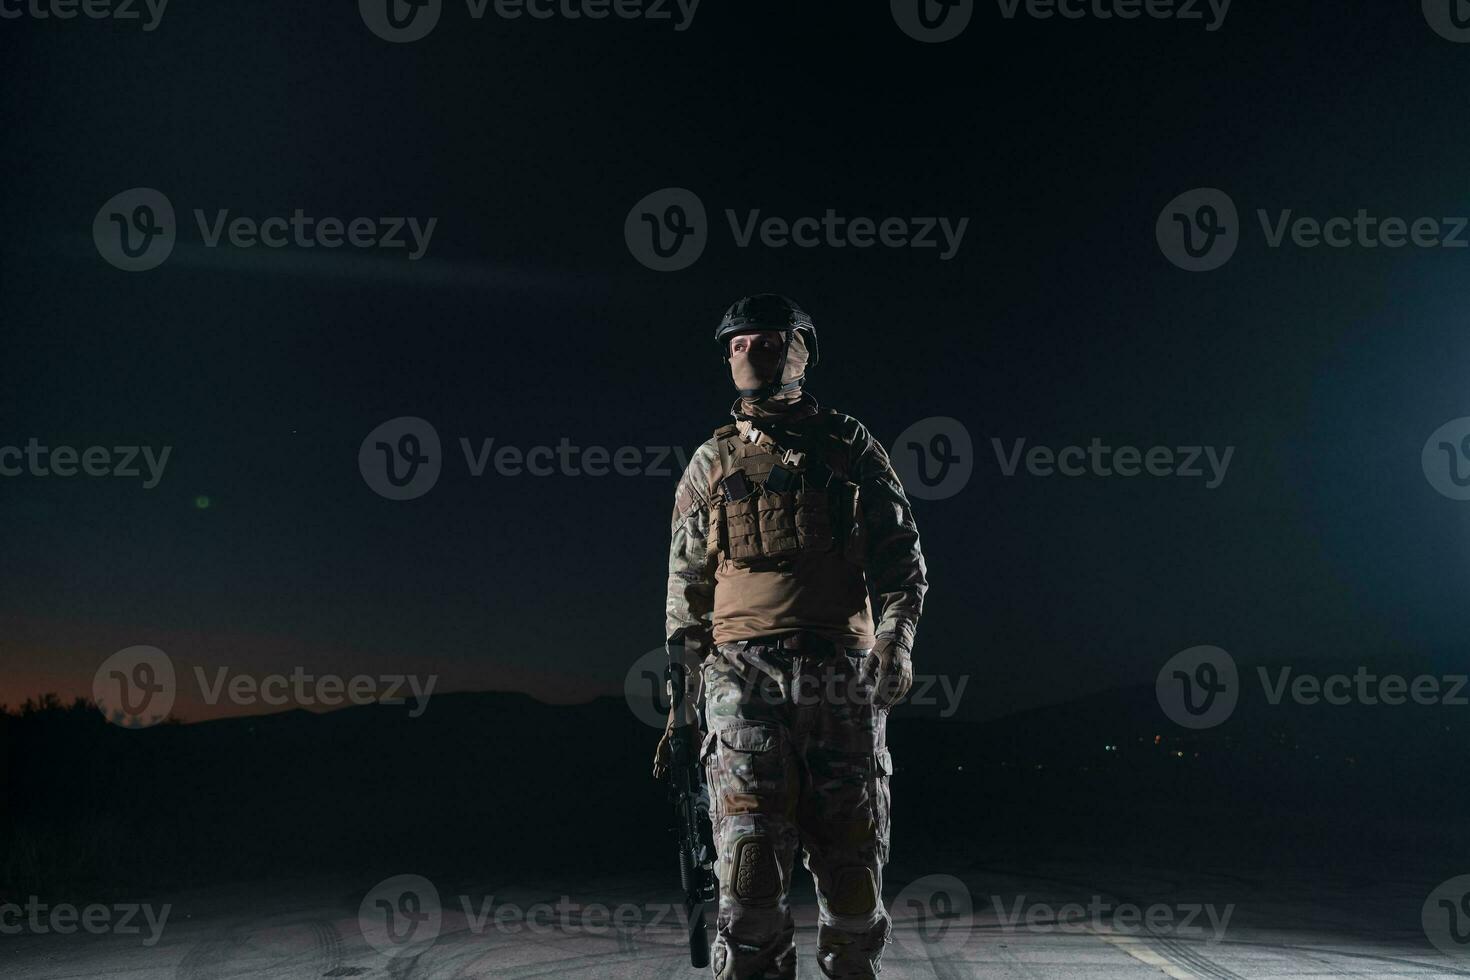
[728,330,785,379]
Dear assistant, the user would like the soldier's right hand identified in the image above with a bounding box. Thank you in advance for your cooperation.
[652,721,674,780]
[653,717,708,780]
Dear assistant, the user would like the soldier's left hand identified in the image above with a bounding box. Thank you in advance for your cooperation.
[868,633,913,708]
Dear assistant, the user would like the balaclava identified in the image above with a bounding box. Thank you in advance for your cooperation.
[730,331,810,416]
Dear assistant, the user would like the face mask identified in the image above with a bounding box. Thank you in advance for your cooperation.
[729,332,809,396]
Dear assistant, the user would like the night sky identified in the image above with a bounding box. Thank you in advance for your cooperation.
[3,0,1469,722]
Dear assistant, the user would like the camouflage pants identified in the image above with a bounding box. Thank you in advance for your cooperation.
[700,638,892,980]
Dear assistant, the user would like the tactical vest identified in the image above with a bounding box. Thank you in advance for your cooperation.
[706,413,864,569]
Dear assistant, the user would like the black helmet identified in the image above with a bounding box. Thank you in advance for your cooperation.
[716,292,819,369]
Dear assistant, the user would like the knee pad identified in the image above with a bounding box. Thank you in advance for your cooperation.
[731,835,780,906]
[827,866,878,917]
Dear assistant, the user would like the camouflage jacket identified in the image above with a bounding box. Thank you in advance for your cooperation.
[665,405,927,671]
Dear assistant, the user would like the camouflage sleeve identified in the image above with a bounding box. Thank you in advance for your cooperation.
[666,440,718,672]
[851,421,928,649]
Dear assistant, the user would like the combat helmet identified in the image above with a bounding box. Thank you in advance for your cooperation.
[714,294,819,399]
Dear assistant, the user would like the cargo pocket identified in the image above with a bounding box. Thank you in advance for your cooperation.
[757,490,800,557]
[700,729,722,822]
[872,746,893,863]
[723,495,762,563]
[714,723,785,817]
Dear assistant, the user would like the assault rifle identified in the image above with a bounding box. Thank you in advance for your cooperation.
[663,660,717,967]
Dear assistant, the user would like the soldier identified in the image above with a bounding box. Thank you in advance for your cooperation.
[654,294,928,980]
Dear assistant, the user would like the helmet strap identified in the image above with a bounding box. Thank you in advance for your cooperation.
[735,375,804,400]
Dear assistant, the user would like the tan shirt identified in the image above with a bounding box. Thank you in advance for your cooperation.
[711,548,874,648]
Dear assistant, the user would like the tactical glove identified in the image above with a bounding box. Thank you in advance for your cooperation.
[867,632,913,708]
